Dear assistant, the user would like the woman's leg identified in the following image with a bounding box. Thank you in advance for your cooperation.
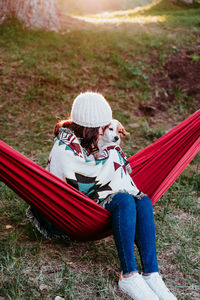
[134,195,159,274]
[105,193,159,300]
[104,192,137,275]
[134,196,177,299]
[104,193,176,300]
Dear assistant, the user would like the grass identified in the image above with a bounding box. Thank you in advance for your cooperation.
[83,1,200,31]
[0,2,200,299]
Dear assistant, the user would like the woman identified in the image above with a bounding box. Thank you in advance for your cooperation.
[31,92,177,300]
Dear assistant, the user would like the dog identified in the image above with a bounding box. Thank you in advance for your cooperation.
[98,119,130,152]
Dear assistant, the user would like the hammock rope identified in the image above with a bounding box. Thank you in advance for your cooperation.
[0,110,199,241]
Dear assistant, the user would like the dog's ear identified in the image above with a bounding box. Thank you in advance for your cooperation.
[117,122,130,138]
[100,123,111,135]
[54,119,73,137]
[121,127,130,137]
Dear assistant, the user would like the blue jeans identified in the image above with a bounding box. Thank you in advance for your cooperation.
[104,192,159,275]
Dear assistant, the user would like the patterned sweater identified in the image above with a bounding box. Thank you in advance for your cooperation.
[46,128,140,204]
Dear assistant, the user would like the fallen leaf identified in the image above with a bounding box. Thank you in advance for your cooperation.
[129,123,140,129]
[6,225,13,229]
[39,284,48,293]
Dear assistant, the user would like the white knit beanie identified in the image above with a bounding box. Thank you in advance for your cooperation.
[71,92,112,128]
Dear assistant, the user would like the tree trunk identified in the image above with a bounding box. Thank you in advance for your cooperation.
[0,0,61,31]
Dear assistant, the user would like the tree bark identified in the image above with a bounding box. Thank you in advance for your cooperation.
[0,0,61,31]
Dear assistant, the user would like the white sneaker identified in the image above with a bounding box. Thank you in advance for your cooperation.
[142,272,177,300]
[118,272,159,300]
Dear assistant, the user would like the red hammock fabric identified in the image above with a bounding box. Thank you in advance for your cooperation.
[0,110,200,241]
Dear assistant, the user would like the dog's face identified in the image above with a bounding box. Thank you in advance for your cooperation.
[99,119,129,146]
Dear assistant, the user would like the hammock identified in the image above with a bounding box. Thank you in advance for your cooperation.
[0,110,200,241]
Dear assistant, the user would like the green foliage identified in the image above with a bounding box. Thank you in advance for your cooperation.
[141,0,200,13]
[189,53,200,62]
[139,123,167,141]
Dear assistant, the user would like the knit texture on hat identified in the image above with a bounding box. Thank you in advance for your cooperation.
[71,92,112,128]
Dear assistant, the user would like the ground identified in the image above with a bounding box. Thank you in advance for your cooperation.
[0,1,200,299]
[148,43,200,112]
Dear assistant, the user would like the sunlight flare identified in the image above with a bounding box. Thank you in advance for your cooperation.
[72,14,166,25]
